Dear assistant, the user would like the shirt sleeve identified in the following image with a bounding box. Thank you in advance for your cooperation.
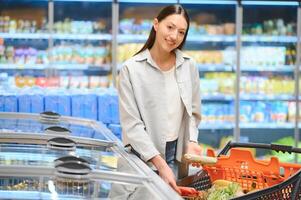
[189,59,201,142]
[118,65,160,162]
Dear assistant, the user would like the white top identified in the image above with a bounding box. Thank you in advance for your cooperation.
[162,66,184,141]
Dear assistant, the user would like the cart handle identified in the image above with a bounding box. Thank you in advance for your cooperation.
[218,141,301,156]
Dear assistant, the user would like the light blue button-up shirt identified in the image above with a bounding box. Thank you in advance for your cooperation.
[118,48,201,163]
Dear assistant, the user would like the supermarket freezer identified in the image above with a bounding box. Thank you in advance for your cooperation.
[0,112,182,199]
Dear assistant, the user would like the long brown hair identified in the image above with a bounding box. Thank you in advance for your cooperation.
[135,4,190,56]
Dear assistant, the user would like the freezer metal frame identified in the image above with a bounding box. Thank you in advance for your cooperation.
[0,112,182,200]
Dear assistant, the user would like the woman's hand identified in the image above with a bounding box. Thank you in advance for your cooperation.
[150,155,180,194]
[186,141,202,167]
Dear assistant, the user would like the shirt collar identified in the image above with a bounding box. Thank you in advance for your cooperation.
[135,48,190,69]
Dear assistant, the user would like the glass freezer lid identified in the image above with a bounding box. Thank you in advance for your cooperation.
[0,112,111,141]
[0,165,162,200]
[0,143,141,174]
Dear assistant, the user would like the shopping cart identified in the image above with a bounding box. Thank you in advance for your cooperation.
[177,141,301,200]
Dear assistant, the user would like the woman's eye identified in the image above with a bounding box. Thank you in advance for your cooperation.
[179,31,185,35]
[167,25,173,29]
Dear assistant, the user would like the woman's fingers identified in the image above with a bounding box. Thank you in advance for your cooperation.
[169,179,181,194]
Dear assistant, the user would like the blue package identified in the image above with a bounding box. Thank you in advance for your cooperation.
[108,123,122,140]
[45,95,59,113]
[45,95,70,116]
[31,94,44,114]
[4,95,18,112]
[0,95,3,111]
[18,95,31,113]
[71,95,82,118]
[58,95,71,116]
[110,94,120,124]
[98,93,111,124]
[83,94,98,120]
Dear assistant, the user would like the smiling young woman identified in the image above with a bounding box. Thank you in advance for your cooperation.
[116,4,202,198]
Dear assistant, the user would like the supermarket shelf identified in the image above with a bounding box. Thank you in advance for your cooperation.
[240,65,294,72]
[242,35,297,43]
[0,33,112,40]
[240,122,294,129]
[118,34,236,43]
[2,33,295,43]
[180,0,236,5]
[240,94,294,101]
[53,33,112,40]
[199,123,233,130]
[197,64,233,71]
[52,64,110,70]
[199,122,295,130]
[187,35,236,42]
[0,33,49,40]
[198,64,294,72]
[202,94,234,101]
[203,94,296,101]
[241,1,298,6]
[0,64,111,73]
[0,64,46,70]
[119,0,177,3]
[118,34,147,43]
[54,0,112,2]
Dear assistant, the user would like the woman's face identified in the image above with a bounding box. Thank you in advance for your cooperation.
[153,14,187,52]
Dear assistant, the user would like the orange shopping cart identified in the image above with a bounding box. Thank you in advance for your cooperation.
[178,141,301,200]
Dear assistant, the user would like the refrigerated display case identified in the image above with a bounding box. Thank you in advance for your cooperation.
[0,0,112,89]
[180,1,237,150]
[0,112,182,199]
[239,1,299,159]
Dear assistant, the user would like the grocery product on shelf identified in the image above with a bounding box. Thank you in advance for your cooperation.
[53,18,107,34]
[117,43,143,63]
[0,16,108,34]
[240,75,294,96]
[184,46,290,67]
[0,87,120,137]
[50,43,110,66]
[201,72,235,95]
[119,18,152,35]
[243,19,296,36]
[119,18,235,35]
[202,103,234,124]
[0,16,46,33]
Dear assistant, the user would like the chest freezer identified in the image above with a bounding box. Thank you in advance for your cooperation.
[0,112,182,200]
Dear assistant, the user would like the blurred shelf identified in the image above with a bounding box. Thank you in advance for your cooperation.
[0,33,49,40]
[202,94,296,101]
[240,122,294,129]
[240,65,294,72]
[118,34,236,43]
[242,35,297,43]
[199,122,295,130]
[0,33,112,40]
[202,94,234,101]
[118,34,147,43]
[54,0,112,2]
[118,34,297,43]
[199,123,233,130]
[0,64,46,70]
[198,64,233,71]
[241,1,298,6]
[119,0,177,3]
[52,64,110,70]
[180,0,236,4]
[240,94,294,101]
[53,33,112,40]
[187,35,236,42]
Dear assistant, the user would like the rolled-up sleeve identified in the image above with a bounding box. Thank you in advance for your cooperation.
[189,60,201,142]
[118,65,160,162]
